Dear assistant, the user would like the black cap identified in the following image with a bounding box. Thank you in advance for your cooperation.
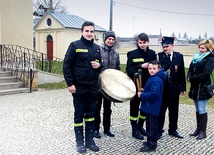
[103,31,115,41]
[161,36,174,46]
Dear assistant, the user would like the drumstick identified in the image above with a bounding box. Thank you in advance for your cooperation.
[134,73,140,92]
[138,69,142,88]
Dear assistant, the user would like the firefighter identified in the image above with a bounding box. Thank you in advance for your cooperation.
[126,33,156,139]
[63,21,103,153]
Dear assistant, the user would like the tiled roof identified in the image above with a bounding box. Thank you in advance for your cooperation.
[35,11,107,32]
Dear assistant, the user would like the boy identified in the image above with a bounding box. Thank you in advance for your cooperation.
[138,60,167,152]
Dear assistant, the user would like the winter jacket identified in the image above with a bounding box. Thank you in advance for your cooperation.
[188,52,214,100]
[126,46,156,87]
[100,44,120,71]
[139,69,167,116]
[63,36,103,87]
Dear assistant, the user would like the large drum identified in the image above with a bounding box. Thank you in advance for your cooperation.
[98,69,136,103]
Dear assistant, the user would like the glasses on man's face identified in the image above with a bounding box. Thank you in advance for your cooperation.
[85,30,94,33]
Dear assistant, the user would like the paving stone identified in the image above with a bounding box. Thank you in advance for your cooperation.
[0,89,214,154]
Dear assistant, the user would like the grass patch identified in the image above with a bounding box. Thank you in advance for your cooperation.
[38,81,67,90]
[38,65,214,108]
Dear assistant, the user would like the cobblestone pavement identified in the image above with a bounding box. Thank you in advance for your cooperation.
[0,89,214,155]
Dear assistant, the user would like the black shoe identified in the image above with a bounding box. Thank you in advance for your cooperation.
[140,145,156,152]
[76,144,86,153]
[85,140,99,152]
[132,130,144,140]
[138,127,147,136]
[169,131,183,138]
[143,142,148,146]
[190,129,200,137]
[104,130,115,137]
[93,130,101,138]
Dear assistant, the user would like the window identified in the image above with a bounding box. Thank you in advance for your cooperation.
[47,18,52,26]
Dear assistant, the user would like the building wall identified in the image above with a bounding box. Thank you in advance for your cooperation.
[35,14,104,59]
[0,0,2,43]
[0,0,33,49]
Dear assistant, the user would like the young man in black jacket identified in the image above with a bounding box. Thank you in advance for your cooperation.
[63,21,103,153]
[126,33,156,140]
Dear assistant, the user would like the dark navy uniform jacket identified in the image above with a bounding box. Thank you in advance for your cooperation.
[126,46,156,87]
[157,51,186,97]
[63,36,103,94]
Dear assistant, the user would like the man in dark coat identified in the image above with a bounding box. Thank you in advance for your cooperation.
[157,36,186,139]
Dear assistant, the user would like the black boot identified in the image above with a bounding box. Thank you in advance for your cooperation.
[196,113,207,140]
[74,126,86,153]
[190,112,200,136]
[138,118,147,136]
[104,129,115,137]
[93,130,101,138]
[85,129,99,152]
[140,145,157,152]
[131,121,144,140]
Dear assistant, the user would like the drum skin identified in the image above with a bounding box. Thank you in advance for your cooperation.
[98,69,136,103]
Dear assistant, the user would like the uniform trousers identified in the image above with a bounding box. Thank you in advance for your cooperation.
[130,95,145,120]
[94,93,112,131]
[158,96,179,134]
[145,114,158,147]
[73,92,97,125]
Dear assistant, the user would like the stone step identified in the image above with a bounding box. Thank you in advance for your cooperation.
[0,77,17,83]
[0,82,22,90]
[0,71,12,77]
[0,88,30,96]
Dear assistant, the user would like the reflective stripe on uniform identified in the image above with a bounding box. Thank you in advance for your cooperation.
[132,58,144,62]
[139,114,146,120]
[76,49,88,52]
[130,116,138,121]
[74,122,84,127]
[84,117,94,122]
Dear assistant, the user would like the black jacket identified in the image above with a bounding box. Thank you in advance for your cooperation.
[63,36,102,88]
[126,46,156,87]
[187,52,214,100]
[157,51,186,97]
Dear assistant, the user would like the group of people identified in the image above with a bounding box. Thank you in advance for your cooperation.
[63,21,214,154]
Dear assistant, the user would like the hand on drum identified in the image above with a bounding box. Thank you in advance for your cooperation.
[141,62,149,68]
[91,61,100,69]
[68,85,76,94]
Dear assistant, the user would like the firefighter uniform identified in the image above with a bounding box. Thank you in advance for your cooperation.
[63,35,103,153]
[126,46,156,139]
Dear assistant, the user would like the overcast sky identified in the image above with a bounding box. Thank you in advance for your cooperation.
[62,0,214,39]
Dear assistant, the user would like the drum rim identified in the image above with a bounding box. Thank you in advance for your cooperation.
[98,69,136,102]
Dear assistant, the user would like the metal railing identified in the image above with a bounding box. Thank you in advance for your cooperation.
[0,44,64,91]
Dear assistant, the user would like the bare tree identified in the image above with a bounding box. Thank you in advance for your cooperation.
[204,32,207,39]
[171,32,175,37]
[183,32,188,39]
[33,0,67,24]
[34,0,67,13]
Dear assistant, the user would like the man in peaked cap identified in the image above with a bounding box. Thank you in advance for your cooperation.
[157,36,186,139]
[161,36,175,46]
